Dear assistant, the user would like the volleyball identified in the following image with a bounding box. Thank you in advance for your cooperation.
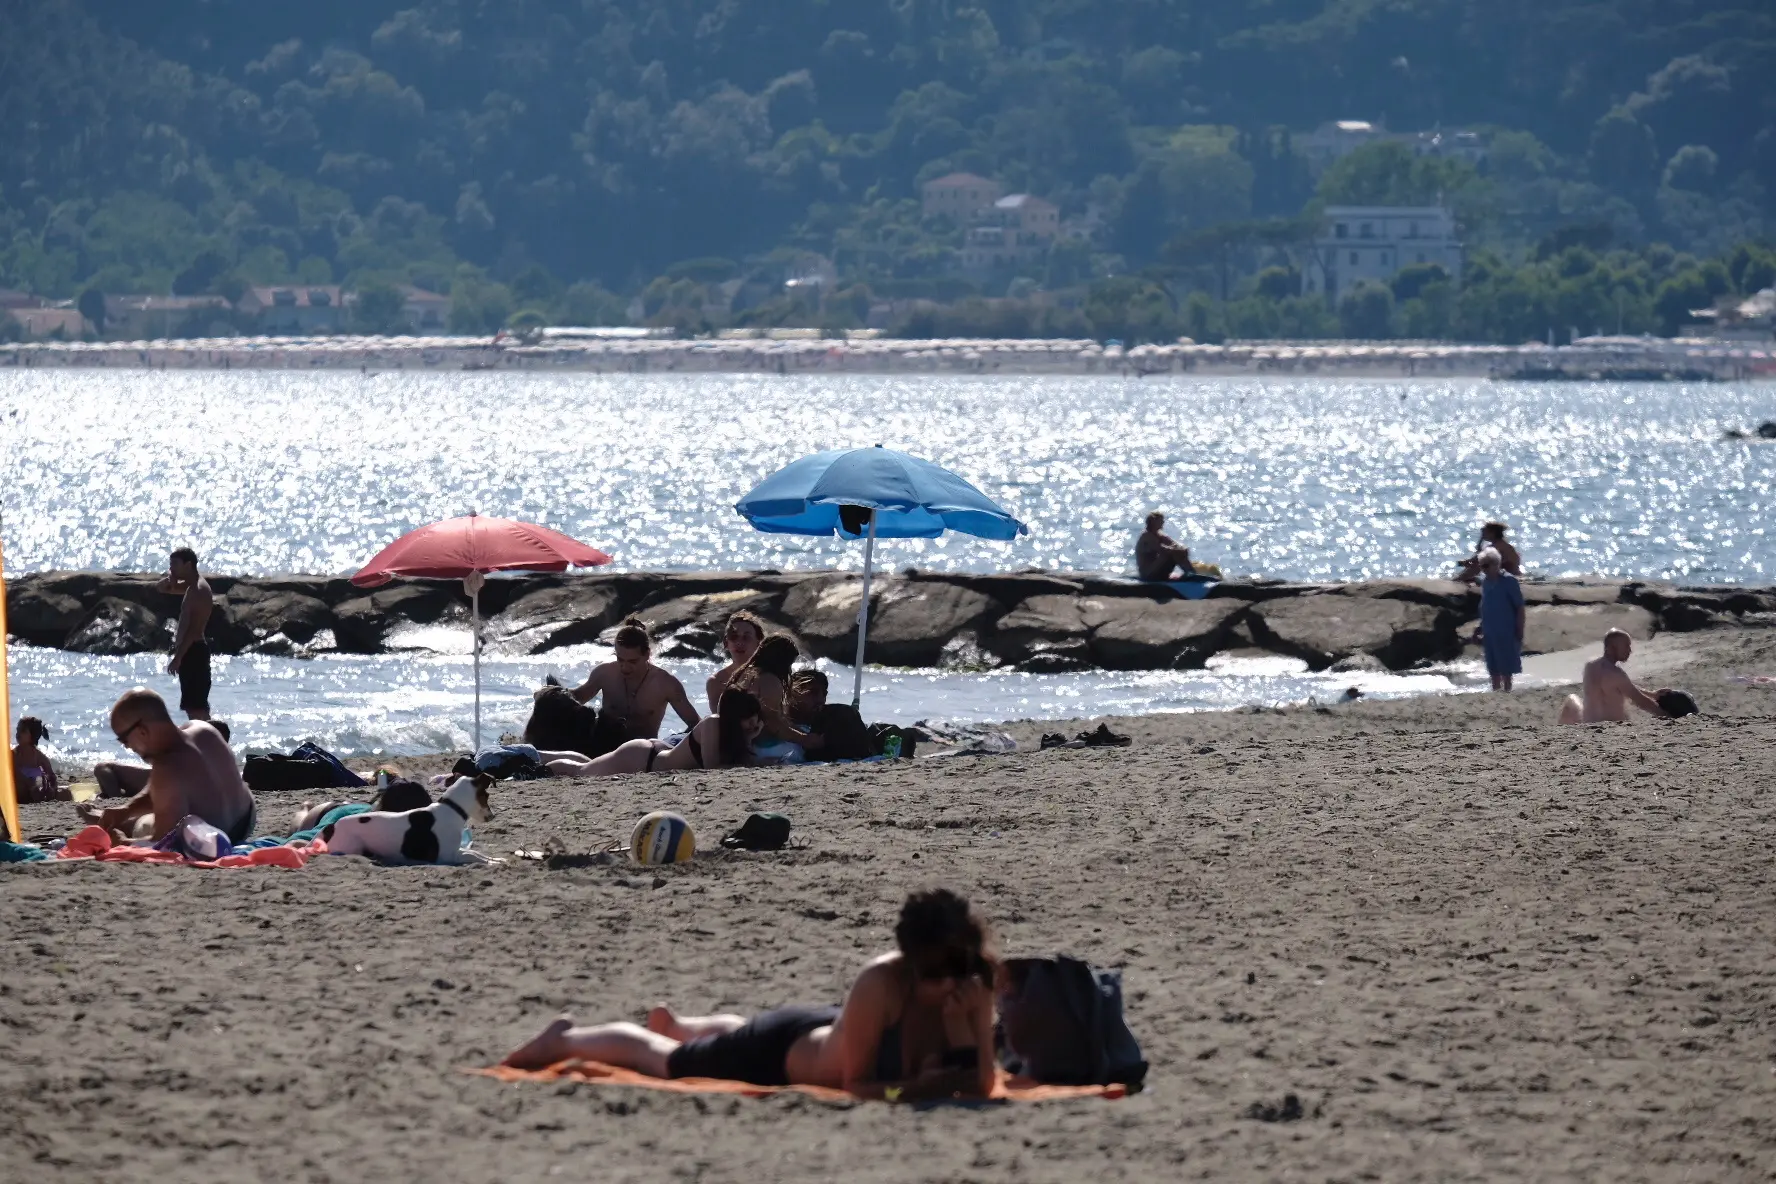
[630,811,696,865]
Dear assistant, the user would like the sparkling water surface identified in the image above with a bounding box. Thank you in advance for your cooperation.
[3,371,1771,765]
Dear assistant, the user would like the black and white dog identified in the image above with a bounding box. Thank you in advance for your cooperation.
[320,773,499,865]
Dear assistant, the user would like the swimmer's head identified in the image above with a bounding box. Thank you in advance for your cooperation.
[613,617,652,671]
[1145,511,1165,530]
[109,688,175,755]
[722,611,765,662]
[15,716,47,745]
[895,888,995,1000]
[1603,628,1633,661]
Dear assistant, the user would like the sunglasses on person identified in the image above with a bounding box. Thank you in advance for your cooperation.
[913,949,982,982]
[113,719,147,746]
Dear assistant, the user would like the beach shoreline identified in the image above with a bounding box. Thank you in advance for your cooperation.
[5,332,1772,381]
[5,629,1772,1182]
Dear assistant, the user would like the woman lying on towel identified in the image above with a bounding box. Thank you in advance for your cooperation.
[541,689,762,777]
[501,888,997,1100]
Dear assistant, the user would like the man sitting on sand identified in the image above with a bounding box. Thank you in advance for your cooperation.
[1557,630,1676,725]
[1135,512,1194,581]
[79,689,256,843]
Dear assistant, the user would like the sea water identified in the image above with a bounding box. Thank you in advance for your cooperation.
[3,371,1771,764]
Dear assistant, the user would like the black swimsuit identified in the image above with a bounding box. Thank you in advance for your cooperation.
[644,733,707,772]
[664,1005,903,1087]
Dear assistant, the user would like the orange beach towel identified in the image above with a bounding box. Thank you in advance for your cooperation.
[473,1059,1126,1104]
[53,825,324,868]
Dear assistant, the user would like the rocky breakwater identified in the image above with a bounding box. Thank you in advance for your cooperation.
[7,569,1775,674]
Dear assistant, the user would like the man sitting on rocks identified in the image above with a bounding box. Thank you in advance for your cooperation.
[1135,512,1194,581]
[1557,630,1676,725]
[79,689,255,843]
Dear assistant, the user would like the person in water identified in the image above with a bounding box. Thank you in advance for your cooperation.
[1456,521,1522,581]
[501,887,998,1100]
[571,617,700,740]
[706,611,765,713]
[542,689,762,777]
[78,689,256,843]
[10,717,64,803]
[1557,630,1678,724]
[1135,512,1194,581]
[729,634,823,758]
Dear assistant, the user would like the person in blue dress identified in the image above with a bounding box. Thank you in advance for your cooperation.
[1477,549,1526,691]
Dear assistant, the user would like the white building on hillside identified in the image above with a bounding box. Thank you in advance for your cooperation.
[1303,206,1463,301]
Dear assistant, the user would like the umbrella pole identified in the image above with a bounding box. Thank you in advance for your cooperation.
[472,585,483,752]
[851,509,877,708]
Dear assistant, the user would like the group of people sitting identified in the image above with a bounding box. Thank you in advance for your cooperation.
[518,611,877,779]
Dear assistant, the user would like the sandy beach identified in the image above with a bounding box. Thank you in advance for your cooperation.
[4,629,1774,1182]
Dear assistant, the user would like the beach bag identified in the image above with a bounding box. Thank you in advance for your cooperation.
[995,956,1147,1089]
[810,704,874,760]
[290,740,367,788]
[524,682,603,755]
[721,812,792,851]
[243,754,337,793]
[867,723,918,759]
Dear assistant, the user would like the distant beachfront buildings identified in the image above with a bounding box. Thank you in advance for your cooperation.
[1,284,449,340]
[1297,120,1489,175]
[920,173,1063,277]
[1303,206,1465,300]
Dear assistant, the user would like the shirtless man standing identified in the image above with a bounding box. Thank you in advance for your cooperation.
[79,689,256,843]
[158,547,215,720]
[1557,629,1670,724]
[572,617,700,740]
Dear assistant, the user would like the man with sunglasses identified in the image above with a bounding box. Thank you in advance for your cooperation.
[77,689,254,844]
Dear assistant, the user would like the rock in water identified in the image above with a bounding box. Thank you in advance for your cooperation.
[63,597,171,655]
[1083,598,1246,670]
[1249,595,1452,670]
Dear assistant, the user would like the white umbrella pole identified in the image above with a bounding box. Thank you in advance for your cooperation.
[472,585,483,752]
[851,509,877,708]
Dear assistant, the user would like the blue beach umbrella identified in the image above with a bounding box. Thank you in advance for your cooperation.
[735,445,1028,706]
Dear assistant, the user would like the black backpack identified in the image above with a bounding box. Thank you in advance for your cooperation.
[995,956,1147,1089]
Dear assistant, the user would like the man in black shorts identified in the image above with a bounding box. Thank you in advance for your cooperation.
[158,547,215,720]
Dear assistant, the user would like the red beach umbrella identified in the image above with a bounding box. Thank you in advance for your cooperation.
[351,514,611,587]
[352,513,612,748]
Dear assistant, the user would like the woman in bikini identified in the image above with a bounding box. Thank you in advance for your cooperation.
[705,611,765,713]
[11,716,64,803]
[542,689,762,777]
[501,887,997,1101]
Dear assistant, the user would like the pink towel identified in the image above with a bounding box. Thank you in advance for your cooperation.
[56,825,323,868]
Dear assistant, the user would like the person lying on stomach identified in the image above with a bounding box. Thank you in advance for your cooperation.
[501,887,997,1101]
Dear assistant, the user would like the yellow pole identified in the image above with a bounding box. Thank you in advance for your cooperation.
[0,525,17,843]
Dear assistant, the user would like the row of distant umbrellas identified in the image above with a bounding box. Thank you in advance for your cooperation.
[352,447,1029,747]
